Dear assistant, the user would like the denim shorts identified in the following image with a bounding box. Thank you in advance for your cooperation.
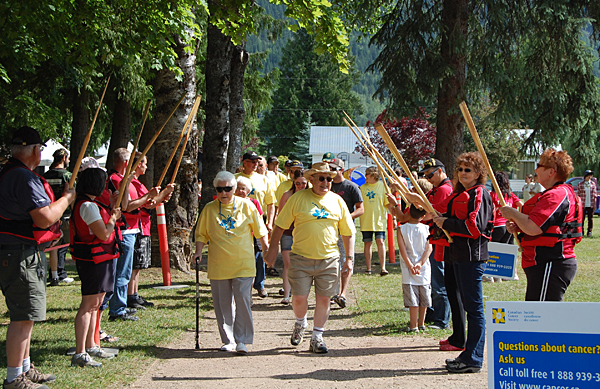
[361,231,385,242]
[280,235,293,252]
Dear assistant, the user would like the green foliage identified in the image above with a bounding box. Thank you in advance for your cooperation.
[370,0,600,166]
[258,29,362,161]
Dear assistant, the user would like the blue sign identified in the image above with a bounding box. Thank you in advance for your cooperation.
[485,242,518,279]
[493,331,600,388]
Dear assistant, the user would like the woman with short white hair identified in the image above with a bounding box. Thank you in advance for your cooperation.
[194,171,269,355]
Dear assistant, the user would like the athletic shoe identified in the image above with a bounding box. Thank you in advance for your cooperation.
[428,324,449,330]
[3,374,48,389]
[220,343,236,352]
[446,362,481,373]
[446,357,460,365]
[71,353,102,368]
[439,343,464,351]
[24,365,55,384]
[108,312,139,322]
[127,299,145,310]
[257,289,268,298]
[418,325,427,332]
[236,343,248,355]
[309,337,328,353]
[138,296,154,308]
[61,277,74,283]
[86,346,116,359]
[49,278,60,287]
[291,323,307,346]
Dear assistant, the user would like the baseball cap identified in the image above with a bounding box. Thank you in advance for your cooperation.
[242,151,260,160]
[284,160,293,167]
[267,156,279,164]
[328,158,344,170]
[584,170,594,177]
[419,157,445,174]
[53,148,69,159]
[11,126,46,147]
[289,160,304,168]
[322,152,335,162]
[80,157,104,171]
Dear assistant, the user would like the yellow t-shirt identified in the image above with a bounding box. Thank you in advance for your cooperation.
[275,180,293,206]
[275,189,356,259]
[195,197,268,280]
[235,171,275,211]
[360,181,389,231]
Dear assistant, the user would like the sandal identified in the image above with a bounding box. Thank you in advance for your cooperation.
[266,267,279,277]
[365,270,372,275]
[333,295,347,308]
[380,270,389,276]
[99,330,119,343]
[281,297,290,305]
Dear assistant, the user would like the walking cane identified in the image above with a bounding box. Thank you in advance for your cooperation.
[195,256,200,350]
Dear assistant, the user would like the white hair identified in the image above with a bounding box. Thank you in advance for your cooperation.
[213,171,237,188]
[10,144,36,157]
[236,176,252,189]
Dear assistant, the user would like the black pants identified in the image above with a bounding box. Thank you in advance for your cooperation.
[491,226,514,244]
[583,207,594,233]
[524,258,577,301]
[445,259,466,348]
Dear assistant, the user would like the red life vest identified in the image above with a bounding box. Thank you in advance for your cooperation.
[70,195,120,264]
[0,159,62,245]
[519,184,583,247]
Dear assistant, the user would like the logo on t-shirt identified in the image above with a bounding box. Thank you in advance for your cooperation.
[366,190,376,200]
[218,213,236,232]
[311,202,329,219]
[249,187,256,196]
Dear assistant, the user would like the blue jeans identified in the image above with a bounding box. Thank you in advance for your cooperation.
[253,251,265,291]
[109,233,137,316]
[426,252,450,328]
[453,261,486,367]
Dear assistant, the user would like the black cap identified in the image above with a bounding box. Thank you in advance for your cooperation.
[11,126,46,147]
[242,151,260,161]
[584,170,594,177]
[289,160,304,169]
[419,157,444,173]
[284,160,293,167]
[267,156,279,164]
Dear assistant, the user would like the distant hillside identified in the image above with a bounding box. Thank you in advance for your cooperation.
[246,1,386,126]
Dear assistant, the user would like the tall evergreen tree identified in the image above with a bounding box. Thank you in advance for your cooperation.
[259,29,362,161]
[370,1,600,171]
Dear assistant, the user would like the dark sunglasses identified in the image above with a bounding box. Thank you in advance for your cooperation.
[536,163,553,170]
[317,176,333,182]
[457,167,472,173]
[216,186,234,193]
[425,171,435,179]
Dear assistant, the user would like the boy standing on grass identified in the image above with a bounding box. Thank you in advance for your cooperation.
[397,205,433,332]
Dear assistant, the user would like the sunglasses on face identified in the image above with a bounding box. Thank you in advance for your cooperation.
[536,163,553,170]
[425,171,435,179]
[216,186,234,193]
[329,167,339,171]
[457,167,472,173]
[317,176,333,182]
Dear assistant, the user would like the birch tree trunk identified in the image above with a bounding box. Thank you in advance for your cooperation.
[226,42,249,173]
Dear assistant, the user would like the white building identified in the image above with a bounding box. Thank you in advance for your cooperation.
[309,126,374,169]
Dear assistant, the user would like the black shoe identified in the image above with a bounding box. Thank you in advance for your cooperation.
[446,362,481,373]
[257,289,268,298]
[109,312,139,321]
[49,278,60,287]
[138,296,154,308]
[127,298,145,310]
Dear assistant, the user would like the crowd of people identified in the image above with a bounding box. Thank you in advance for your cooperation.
[0,125,587,387]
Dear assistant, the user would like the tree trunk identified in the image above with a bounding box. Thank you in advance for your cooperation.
[69,88,90,171]
[226,42,249,173]
[435,0,468,177]
[143,34,198,273]
[200,18,234,211]
[106,89,131,172]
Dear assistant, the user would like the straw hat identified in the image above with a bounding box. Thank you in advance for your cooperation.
[304,162,336,179]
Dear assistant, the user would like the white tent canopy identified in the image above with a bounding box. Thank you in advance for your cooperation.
[40,140,68,167]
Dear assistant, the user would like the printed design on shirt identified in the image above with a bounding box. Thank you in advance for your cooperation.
[311,202,330,220]
[218,213,236,232]
[249,187,256,196]
[366,190,376,200]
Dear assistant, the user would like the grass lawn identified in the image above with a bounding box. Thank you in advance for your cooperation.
[0,262,206,388]
[349,221,600,340]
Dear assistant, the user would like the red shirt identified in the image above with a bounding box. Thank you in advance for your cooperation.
[428,178,454,213]
[131,178,151,236]
[97,172,141,231]
[491,191,520,227]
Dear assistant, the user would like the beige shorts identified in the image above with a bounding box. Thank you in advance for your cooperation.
[402,284,432,308]
[288,253,339,297]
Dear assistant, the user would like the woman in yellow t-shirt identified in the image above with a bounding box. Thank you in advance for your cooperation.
[360,167,392,275]
[193,171,269,355]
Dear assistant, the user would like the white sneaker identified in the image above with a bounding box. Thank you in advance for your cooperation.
[220,343,236,352]
[236,343,248,355]
[61,277,75,283]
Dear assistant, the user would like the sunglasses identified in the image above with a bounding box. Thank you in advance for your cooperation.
[425,171,435,179]
[317,176,333,182]
[536,163,553,170]
[216,186,234,193]
[457,167,472,173]
[330,167,339,171]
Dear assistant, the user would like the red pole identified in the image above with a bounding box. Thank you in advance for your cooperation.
[156,203,172,286]
[387,213,396,263]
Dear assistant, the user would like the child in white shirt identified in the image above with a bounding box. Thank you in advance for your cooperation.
[398,205,433,332]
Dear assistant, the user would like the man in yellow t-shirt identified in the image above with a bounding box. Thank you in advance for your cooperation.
[265,162,356,354]
[360,166,393,275]
[266,156,288,189]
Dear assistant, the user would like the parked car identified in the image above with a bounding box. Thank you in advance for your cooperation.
[566,177,600,215]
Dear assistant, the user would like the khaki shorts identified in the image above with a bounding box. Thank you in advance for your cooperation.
[0,246,47,321]
[288,253,339,297]
[402,284,431,308]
